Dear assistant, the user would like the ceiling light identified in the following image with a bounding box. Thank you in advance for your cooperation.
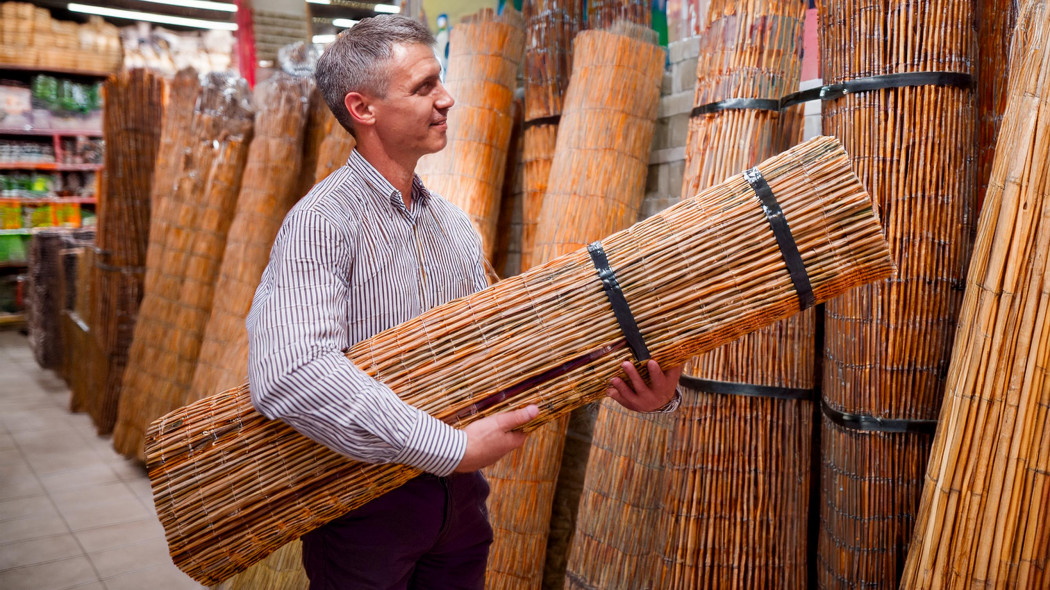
[312,34,337,44]
[134,0,237,11]
[306,0,331,3]
[68,3,238,30]
[373,4,400,13]
[332,18,359,28]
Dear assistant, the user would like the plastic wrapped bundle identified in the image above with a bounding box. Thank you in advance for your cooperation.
[111,72,254,460]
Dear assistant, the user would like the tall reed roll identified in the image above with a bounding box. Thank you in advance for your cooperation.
[901,2,1050,586]
[145,136,894,585]
[563,4,809,588]
[296,85,332,199]
[816,0,976,586]
[416,8,525,259]
[976,0,1019,208]
[86,68,167,434]
[485,23,665,588]
[111,72,254,460]
[310,102,355,184]
[518,0,584,272]
[587,0,651,29]
[187,73,312,405]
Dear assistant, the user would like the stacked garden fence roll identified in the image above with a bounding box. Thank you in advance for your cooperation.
[816,0,977,587]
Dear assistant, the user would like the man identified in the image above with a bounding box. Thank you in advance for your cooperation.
[246,15,681,590]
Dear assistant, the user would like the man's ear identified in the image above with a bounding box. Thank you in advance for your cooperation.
[344,92,375,128]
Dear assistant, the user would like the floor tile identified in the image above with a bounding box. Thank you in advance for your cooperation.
[0,533,83,569]
[0,464,46,503]
[0,494,57,522]
[87,536,171,580]
[0,513,70,544]
[50,483,150,531]
[0,555,98,590]
[101,562,205,590]
[73,519,166,554]
[38,464,122,495]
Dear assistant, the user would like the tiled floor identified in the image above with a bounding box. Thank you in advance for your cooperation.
[0,328,205,590]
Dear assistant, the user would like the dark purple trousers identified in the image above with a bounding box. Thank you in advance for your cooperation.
[301,471,493,590]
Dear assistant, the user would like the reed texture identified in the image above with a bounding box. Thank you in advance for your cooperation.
[86,68,167,433]
[310,101,355,184]
[145,135,894,585]
[296,85,332,199]
[816,0,977,586]
[976,0,1019,208]
[587,0,651,29]
[187,73,312,404]
[417,8,525,259]
[111,72,254,460]
[518,0,584,271]
[565,4,809,587]
[485,23,666,589]
[901,2,1050,586]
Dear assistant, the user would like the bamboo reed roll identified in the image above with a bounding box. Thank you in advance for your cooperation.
[976,0,1018,208]
[485,24,666,589]
[310,100,355,184]
[519,0,585,272]
[27,229,73,369]
[145,136,894,585]
[587,0,651,30]
[565,5,809,588]
[817,0,976,586]
[491,93,524,278]
[188,73,313,405]
[86,68,167,434]
[416,8,525,260]
[296,85,331,199]
[901,2,1050,586]
[111,72,254,460]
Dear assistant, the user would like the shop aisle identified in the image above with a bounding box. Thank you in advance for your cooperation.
[0,328,204,590]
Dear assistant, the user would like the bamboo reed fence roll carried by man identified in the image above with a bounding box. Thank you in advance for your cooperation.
[245,15,681,589]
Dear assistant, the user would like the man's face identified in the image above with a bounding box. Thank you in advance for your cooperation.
[369,42,454,161]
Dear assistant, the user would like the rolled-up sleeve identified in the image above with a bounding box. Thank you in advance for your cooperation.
[246,209,466,476]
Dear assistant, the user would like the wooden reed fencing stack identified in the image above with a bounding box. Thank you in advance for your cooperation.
[188,73,313,404]
[901,2,1050,586]
[416,8,525,260]
[26,229,73,369]
[483,23,665,589]
[976,0,1019,209]
[491,92,524,278]
[816,0,977,586]
[563,2,810,588]
[145,136,894,586]
[519,0,584,271]
[65,241,104,414]
[86,68,167,434]
[587,0,651,29]
[111,72,254,460]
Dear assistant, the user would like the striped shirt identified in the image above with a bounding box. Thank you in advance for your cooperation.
[246,149,487,477]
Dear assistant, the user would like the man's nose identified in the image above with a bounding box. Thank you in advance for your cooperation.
[436,82,455,110]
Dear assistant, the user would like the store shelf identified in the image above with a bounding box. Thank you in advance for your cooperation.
[0,313,26,327]
[0,229,33,235]
[0,128,103,138]
[0,162,101,171]
[0,63,115,79]
[0,260,28,268]
[5,196,97,205]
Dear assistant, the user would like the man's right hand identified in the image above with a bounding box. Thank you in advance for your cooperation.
[454,405,539,473]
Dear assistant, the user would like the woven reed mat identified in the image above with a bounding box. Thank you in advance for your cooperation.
[484,23,666,589]
[565,4,810,588]
[187,73,313,404]
[976,0,1018,208]
[416,7,525,260]
[111,72,254,460]
[86,68,166,434]
[518,0,584,271]
[901,2,1050,586]
[816,0,977,586]
[145,135,893,585]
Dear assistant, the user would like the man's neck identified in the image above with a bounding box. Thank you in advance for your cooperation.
[356,141,417,209]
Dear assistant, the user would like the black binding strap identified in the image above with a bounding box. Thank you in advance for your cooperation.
[689,71,974,118]
[744,167,815,311]
[690,97,781,118]
[679,374,815,400]
[587,241,650,361]
[820,398,938,434]
[523,114,562,130]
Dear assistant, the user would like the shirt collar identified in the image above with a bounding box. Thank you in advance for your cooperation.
[345,149,432,214]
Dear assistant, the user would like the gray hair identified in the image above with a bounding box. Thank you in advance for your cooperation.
[315,15,436,134]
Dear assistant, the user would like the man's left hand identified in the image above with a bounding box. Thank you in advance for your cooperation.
[607,359,683,413]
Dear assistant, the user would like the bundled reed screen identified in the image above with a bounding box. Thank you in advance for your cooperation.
[310,100,355,185]
[85,68,167,434]
[486,23,665,588]
[145,136,893,585]
[296,85,333,199]
[111,72,254,460]
[564,4,810,588]
[976,0,1018,207]
[27,229,74,369]
[416,8,525,259]
[901,3,1050,587]
[816,0,977,586]
[519,0,584,271]
[587,0,651,29]
[188,73,313,404]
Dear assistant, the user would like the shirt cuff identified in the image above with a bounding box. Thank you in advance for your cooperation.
[391,409,467,476]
